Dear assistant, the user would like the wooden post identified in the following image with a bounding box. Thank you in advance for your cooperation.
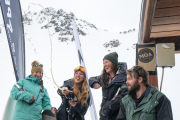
[148,71,158,88]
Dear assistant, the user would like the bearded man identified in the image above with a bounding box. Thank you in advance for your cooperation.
[116,65,173,120]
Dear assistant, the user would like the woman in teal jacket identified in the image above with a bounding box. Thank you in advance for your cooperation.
[10,61,56,120]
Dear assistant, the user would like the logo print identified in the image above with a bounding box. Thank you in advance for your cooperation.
[138,48,154,63]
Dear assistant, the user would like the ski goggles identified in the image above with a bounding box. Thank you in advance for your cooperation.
[74,66,85,74]
[32,63,43,67]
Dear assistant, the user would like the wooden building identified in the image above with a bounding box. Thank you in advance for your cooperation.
[137,0,180,88]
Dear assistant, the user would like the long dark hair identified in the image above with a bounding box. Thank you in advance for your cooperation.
[40,78,44,93]
[101,63,118,88]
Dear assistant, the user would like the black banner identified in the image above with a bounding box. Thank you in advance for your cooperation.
[0,0,25,81]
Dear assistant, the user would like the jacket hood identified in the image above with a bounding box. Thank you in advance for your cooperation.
[112,63,127,83]
[25,75,41,84]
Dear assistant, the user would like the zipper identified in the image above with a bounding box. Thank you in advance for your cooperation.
[35,90,41,101]
[34,79,41,102]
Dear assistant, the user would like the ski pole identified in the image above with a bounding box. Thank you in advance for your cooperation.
[112,87,121,100]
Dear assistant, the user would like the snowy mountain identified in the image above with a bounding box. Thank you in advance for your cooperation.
[23,7,97,42]
[22,7,136,48]
[0,7,179,120]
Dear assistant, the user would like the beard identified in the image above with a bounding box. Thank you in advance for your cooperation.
[128,80,140,94]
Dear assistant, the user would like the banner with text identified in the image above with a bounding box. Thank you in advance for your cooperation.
[0,0,25,81]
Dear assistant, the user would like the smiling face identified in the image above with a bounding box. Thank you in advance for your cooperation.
[74,70,85,84]
[32,71,43,79]
[126,73,140,93]
[103,59,114,74]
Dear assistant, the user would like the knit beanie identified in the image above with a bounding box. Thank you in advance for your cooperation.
[31,61,43,74]
[103,52,118,65]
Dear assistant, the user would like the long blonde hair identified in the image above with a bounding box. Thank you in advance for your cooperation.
[72,77,89,106]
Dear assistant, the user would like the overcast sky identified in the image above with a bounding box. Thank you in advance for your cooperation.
[1,1,180,120]
[19,0,142,33]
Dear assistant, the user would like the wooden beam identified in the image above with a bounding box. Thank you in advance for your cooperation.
[156,0,180,9]
[141,0,157,43]
[152,16,180,25]
[175,51,180,53]
[151,30,180,38]
[150,36,180,43]
[150,36,180,51]
[151,23,180,32]
[157,0,180,3]
[154,7,180,18]
[175,43,180,51]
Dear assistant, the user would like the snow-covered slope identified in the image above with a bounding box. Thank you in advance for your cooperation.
[0,7,179,120]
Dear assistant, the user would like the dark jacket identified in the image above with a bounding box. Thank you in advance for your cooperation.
[116,85,173,120]
[56,79,90,120]
[89,63,128,120]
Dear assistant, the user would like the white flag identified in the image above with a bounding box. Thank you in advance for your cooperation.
[72,19,98,120]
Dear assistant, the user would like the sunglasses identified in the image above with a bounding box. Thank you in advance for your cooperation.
[33,63,43,67]
[74,66,85,74]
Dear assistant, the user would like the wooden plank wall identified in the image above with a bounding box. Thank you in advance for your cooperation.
[151,0,180,38]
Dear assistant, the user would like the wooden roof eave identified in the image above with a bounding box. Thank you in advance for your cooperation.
[138,0,157,44]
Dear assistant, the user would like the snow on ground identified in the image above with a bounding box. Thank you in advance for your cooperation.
[0,7,180,120]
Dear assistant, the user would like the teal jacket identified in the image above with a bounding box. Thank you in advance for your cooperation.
[116,85,173,120]
[10,75,52,120]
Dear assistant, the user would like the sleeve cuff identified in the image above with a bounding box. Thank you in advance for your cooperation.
[24,92,33,103]
[91,82,98,88]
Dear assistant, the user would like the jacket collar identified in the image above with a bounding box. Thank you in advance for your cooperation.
[135,84,159,108]
[144,84,151,97]
[110,67,126,83]
[138,85,152,105]
[116,67,121,75]
[132,85,159,112]
[25,75,41,84]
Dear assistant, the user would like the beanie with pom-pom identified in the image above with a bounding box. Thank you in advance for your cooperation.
[31,61,43,74]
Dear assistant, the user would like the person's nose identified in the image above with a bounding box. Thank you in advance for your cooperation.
[37,72,42,76]
[77,73,80,77]
[126,80,129,85]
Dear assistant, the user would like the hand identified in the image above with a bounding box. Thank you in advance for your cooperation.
[29,96,35,103]
[94,84,100,89]
[51,107,56,115]
[69,101,77,107]
[62,88,69,96]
